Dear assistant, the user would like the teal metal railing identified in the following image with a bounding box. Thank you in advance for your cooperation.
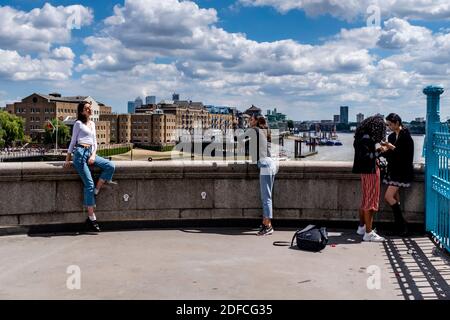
[424,85,450,252]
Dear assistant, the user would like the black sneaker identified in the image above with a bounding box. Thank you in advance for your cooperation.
[86,218,101,232]
[257,225,274,236]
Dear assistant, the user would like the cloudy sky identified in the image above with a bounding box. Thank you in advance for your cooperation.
[1,0,450,121]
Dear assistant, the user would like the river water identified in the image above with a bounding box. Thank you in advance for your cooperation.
[282,133,425,163]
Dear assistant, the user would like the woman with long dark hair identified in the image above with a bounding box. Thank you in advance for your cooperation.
[249,114,278,236]
[63,101,116,232]
[380,113,414,237]
[352,115,386,242]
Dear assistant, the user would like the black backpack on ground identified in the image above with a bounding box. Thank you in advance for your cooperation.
[274,225,328,252]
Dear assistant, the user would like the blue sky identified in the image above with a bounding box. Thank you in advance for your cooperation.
[1,0,450,121]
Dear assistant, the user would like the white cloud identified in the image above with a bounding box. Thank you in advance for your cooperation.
[77,36,159,72]
[239,0,366,20]
[0,3,93,53]
[2,0,444,121]
[51,47,75,60]
[78,0,220,71]
[374,19,450,79]
[105,0,217,36]
[238,0,450,21]
[0,48,74,81]
[331,27,382,49]
[73,0,392,120]
[377,18,432,49]
[370,63,417,89]
[74,0,446,119]
[0,4,90,82]
[79,0,375,78]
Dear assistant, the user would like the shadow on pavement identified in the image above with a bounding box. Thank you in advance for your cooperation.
[179,227,366,245]
[382,236,450,300]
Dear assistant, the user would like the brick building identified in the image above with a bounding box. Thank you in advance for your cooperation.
[6,93,112,144]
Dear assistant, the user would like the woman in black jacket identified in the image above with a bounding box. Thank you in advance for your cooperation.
[381,113,414,237]
[352,115,386,242]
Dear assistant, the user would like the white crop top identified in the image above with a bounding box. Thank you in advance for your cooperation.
[68,120,97,153]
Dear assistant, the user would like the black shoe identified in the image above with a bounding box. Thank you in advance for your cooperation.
[257,225,274,236]
[86,218,101,232]
[398,224,409,237]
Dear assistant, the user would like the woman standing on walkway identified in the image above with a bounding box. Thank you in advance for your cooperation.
[63,101,116,232]
[381,113,414,237]
[249,114,278,236]
[352,115,386,242]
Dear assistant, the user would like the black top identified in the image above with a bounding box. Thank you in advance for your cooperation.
[352,134,378,174]
[383,128,414,183]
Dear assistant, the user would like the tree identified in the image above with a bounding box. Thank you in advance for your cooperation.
[0,127,4,148]
[23,135,32,145]
[44,118,71,148]
[287,120,294,130]
[0,111,25,147]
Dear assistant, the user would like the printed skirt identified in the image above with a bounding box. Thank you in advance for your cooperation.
[360,166,381,211]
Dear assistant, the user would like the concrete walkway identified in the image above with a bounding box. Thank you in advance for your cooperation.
[0,228,449,299]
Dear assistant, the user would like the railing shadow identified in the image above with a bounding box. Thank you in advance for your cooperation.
[382,236,450,300]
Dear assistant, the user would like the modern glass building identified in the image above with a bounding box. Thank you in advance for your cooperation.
[127,101,135,114]
[145,96,156,105]
[340,106,349,124]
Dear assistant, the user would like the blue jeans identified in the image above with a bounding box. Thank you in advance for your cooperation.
[258,157,278,219]
[72,146,115,208]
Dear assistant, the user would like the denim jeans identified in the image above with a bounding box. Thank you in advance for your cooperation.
[72,145,115,208]
[258,157,278,219]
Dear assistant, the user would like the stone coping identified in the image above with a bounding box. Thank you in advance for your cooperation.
[0,160,425,181]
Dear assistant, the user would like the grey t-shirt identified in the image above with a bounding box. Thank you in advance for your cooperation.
[244,127,272,164]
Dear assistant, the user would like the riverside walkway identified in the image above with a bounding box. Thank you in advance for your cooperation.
[0,228,449,300]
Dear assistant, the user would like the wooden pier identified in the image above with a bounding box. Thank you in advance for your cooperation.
[293,137,318,158]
